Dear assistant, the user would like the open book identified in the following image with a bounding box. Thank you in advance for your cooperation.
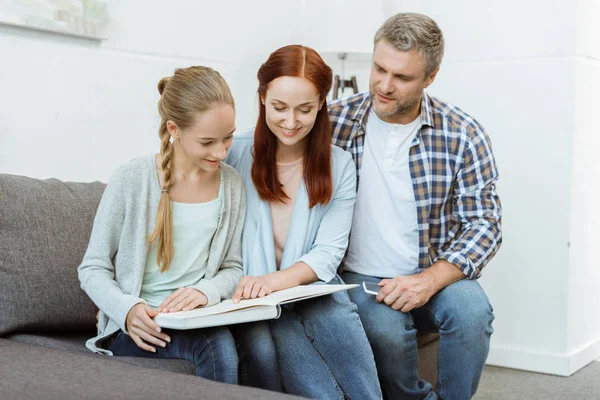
[154,284,358,330]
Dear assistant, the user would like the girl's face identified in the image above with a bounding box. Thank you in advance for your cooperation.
[171,104,235,173]
[262,76,322,154]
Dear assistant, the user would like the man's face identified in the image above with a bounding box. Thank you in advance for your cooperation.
[369,40,438,124]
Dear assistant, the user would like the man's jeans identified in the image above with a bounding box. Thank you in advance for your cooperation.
[270,275,383,399]
[107,326,238,384]
[343,271,494,400]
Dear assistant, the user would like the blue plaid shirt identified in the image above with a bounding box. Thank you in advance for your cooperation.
[329,92,502,279]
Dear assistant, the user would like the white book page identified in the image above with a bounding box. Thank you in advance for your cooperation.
[155,284,358,321]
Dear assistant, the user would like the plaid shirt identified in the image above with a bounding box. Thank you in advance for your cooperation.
[329,92,502,279]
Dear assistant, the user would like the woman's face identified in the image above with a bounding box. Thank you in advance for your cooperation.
[171,104,235,173]
[262,76,322,154]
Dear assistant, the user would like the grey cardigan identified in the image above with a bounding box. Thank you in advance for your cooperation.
[78,155,246,354]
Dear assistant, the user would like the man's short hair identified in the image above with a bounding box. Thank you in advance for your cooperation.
[374,13,445,76]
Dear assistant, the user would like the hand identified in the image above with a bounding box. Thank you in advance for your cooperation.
[125,303,171,353]
[376,274,435,313]
[157,287,208,313]
[232,275,277,303]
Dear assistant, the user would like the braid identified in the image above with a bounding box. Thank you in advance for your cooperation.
[148,121,174,272]
[159,121,174,193]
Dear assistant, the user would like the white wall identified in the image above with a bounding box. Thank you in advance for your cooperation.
[567,0,600,371]
[0,0,310,182]
[1,0,598,376]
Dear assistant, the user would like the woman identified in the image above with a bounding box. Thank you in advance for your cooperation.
[78,66,245,383]
[226,45,382,399]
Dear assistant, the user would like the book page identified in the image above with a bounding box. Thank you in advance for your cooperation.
[155,284,358,320]
[243,284,358,306]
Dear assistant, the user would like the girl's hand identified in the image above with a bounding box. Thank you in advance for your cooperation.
[232,275,278,303]
[157,287,208,313]
[125,303,171,353]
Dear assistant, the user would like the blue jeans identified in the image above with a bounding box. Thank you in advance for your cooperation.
[106,326,238,384]
[270,276,382,399]
[230,321,282,392]
[342,271,494,400]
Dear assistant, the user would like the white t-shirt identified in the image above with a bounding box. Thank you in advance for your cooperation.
[343,109,421,278]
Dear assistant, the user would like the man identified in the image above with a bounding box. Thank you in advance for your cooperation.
[329,12,502,400]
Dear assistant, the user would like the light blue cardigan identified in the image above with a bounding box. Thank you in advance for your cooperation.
[225,131,356,282]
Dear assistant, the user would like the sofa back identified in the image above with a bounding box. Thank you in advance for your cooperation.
[0,174,106,336]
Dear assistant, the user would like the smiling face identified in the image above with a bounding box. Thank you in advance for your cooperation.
[168,104,235,173]
[369,40,438,124]
[262,76,322,159]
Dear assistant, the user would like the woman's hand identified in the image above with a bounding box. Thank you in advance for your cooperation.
[125,303,171,353]
[232,275,278,303]
[157,287,208,313]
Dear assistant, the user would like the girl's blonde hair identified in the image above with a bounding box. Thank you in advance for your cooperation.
[150,66,234,272]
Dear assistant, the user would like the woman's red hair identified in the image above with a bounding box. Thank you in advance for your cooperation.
[252,45,333,208]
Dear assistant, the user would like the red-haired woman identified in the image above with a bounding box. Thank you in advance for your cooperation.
[226,45,382,399]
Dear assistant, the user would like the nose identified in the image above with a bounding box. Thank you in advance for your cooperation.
[214,143,227,160]
[379,74,394,94]
[282,110,297,129]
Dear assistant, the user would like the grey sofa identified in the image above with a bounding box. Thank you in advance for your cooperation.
[0,173,438,399]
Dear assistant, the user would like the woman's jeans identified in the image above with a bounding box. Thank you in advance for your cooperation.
[106,326,238,384]
[270,276,382,399]
[230,321,282,391]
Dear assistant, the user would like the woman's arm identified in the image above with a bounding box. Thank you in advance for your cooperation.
[232,262,317,303]
[77,171,146,333]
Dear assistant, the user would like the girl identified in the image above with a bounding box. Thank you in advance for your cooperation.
[226,45,382,399]
[78,66,245,384]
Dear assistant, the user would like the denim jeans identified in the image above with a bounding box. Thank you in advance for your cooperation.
[106,326,238,384]
[229,321,282,392]
[270,275,383,399]
[342,271,494,400]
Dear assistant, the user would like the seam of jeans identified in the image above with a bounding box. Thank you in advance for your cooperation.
[419,305,445,398]
[295,311,345,400]
[197,330,217,381]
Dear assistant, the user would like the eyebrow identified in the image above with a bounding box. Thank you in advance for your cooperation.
[198,127,236,140]
[270,99,316,107]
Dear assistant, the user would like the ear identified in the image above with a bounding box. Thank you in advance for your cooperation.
[423,67,440,88]
[166,120,179,141]
[319,99,326,110]
[260,96,265,106]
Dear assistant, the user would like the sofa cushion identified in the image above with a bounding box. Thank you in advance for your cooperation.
[0,174,105,336]
[0,338,301,400]
[7,332,196,375]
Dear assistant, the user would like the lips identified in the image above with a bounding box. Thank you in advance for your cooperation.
[376,93,394,103]
[280,127,300,137]
[205,159,220,166]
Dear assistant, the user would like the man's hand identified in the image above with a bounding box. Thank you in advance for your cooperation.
[232,275,278,303]
[376,260,465,312]
[125,303,171,353]
[376,274,436,313]
[158,287,208,313]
